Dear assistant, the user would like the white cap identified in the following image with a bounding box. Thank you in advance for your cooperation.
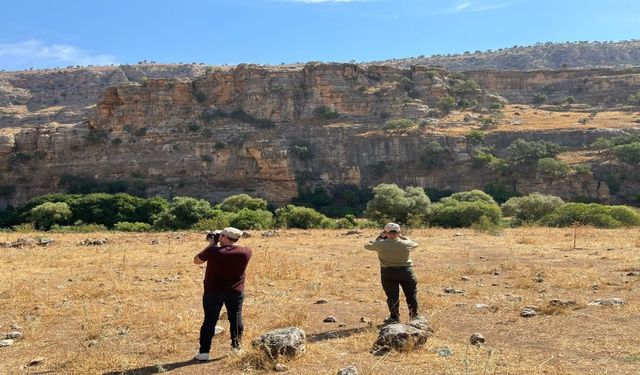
[384,223,401,233]
[221,227,243,240]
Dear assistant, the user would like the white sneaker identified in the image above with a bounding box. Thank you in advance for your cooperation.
[194,352,210,361]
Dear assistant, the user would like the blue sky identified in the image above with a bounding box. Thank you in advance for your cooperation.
[1,0,639,71]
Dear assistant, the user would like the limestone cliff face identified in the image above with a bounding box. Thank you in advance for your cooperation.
[0,63,639,209]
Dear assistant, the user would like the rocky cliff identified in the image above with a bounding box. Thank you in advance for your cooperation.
[1,63,639,209]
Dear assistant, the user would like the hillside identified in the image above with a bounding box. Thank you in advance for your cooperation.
[373,40,640,71]
[1,62,640,210]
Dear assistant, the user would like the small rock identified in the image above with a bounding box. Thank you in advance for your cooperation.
[338,323,347,327]
[588,298,625,306]
[475,303,490,309]
[261,230,279,237]
[214,326,226,335]
[627,272,639,276]
[252,327,306,358]
[5,331,23,340]
[534,277,544,283]
[432,347,453,357]
[28,357,45,366]
[453,232,463,237]
[315,298,329,304]
[0,339,14,347]
[549,299,577,307]
[87,340,98,347]
[407,317,432,333]
[461,276,471,281]
[37,238,54,246]
[79,238,108,246]
[371,345,391,356]
[493,271,501,276]
[520,307,537,317]
[469,333,485,345]
[337,365,359,375]
[372,323,430,353]
[118,327,129,336]
[344,230,362,236]
[274,363,288,372]
[10,323,22,330]
[323,316,337,323]
[444,287,465,294]
[150,239,160,245]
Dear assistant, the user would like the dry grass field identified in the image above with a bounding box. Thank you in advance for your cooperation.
[1,228,639,375]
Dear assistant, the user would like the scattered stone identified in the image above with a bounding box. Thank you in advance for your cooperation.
[433,347,453,357]
[252,327,306,358]
[469,333,485,345]
[627,272,639,276]
[338,323,347,328]
[324,316,337,323]
[150,239,160,245]
[337,365,359,375]
[444,287,465,294]
[534,277,544,283]
[493,271,501,276]
[37,238,54,246]
[28,357,45,366]
[453,232,463,237]
[588,298,625,306]
[214,326,226,335]
[505,294,522,302]
[475,303,490,309]
[407,317,432,333]
[0,339,15,347]
[261,230,279,237]
[371,323,429,353]
[87,340,98,347]
[371,346,391,356]
[118,327,129,336]
[314,298,329,304]
[0,237,34,248]
[10,323,22,330]
[520,307,537,317]
[5,331,23,340]
[242,231,252,238]
[274,363,288,372]
[590,284,599,291]
[79,238,108,246]
[461,276,471,281]
[549,299,577,307]
[344,230,362,236]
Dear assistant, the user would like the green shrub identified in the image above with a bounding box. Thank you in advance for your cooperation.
[192,210,236,231]
[533,93,548,104]
[113,222,152,232]
[465,130,485,147]
[28,202,72,230]
[275,205,332,229]
[49,223,108,233]
[290,144,314,160]
[230,208,273,230]
[612,142,640,166]
[628,91,640,105]
[335,214,358,229]
[153,196,215,230]
[431,200,501,228]
[536,158,572,179]
[471,215,503,235]
[364,184,431,226]
[446,190,497,205]
[540,203,640,228]
[218,194,268,212]
[506,139,562,167]
[437,96,457,114]
[502,193,565,226]
[313,105,339,120]
[421,141,450,168]
[384,119,415,131]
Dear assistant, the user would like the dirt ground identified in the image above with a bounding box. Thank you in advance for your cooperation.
[1,228,639,374]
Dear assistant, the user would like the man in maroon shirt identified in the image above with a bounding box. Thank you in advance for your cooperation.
[193,227,252,361]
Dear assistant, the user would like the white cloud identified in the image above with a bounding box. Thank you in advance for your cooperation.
[0,39,117,71]
[435,0,523,14]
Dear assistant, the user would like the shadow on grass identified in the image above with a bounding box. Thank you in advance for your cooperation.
[307,326,371,343]
[102,356,225,375]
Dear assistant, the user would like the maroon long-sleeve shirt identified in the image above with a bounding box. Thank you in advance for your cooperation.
[197,245,252,294]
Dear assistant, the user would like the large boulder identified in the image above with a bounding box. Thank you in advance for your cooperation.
[252,327,306,358]
[372,323,429,353]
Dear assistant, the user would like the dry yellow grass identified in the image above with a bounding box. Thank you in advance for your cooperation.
[1,228,639,374]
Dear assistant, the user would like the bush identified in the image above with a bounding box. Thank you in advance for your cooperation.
[113,222,152,232]
[49,223,108,233]
[540,203,640,228]
[533,93,548,104]
[421,141,450,168]
[218,194,268,212]
[335,214,358,229]
[290,144,314,160]
[612,142,640,166]
[536,158,572,179]
[293,184,372,218]
[465,130,485,147]
[364,184,431,226]
[437,96,457,114]
[431,200,501,228]
[275,205,331,229]
[628,91,640,105]
[502,193,565,226]
[28,202,72,230]
[506,139,562,167]
[313,105,339,120]
[192,210,236,231]
[384,119,415,131]
[447,190,497,205]
[153,196,216,230]
[230,208,273,230]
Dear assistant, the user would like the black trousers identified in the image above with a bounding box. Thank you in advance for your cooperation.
[199,292,244,353]
[380,266,418,321]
